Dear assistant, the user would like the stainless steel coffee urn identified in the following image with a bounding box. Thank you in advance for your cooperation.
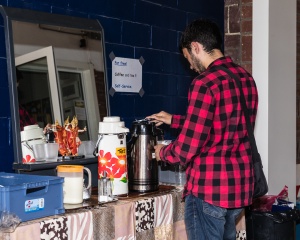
[127,119,163,192]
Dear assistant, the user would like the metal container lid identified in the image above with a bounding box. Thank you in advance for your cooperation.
[98,116,129,134]
[130,120,163,136]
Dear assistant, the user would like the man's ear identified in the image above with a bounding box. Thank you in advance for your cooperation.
[192,42,205,54]
[190,42,197,53]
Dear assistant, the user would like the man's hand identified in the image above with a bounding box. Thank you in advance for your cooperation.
[146,111,172,126]
[154,144,165,161]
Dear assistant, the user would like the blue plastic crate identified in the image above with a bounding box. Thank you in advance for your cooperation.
[0,172,64,222]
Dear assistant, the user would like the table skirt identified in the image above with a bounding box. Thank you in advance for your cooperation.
[0,186,246,240]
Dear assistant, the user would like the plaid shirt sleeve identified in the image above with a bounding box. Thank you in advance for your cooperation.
[170,115,185,129]
[19,105,36,131]
[160,80,215,165]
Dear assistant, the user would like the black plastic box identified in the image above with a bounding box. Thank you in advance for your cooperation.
[246,210,296,240]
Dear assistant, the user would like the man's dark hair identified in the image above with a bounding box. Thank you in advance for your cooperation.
[179,19,223,54]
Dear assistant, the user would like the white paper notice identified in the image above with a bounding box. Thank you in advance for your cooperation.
[112,57,142,93]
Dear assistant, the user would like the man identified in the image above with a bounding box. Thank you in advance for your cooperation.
[147,19,258,240]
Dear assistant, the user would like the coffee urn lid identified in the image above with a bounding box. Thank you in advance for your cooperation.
[98,116,129,134]
[131,120,163,136]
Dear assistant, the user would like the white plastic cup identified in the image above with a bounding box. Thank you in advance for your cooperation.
[32,143,46,161]
[78,140,96,157]
[32,143,59,161]
[44,143,59,161]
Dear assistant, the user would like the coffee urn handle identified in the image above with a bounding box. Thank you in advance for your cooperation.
[127,135,138,173]
[93,134,103,156]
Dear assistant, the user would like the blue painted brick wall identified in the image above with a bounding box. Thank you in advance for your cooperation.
[0,0,224,172]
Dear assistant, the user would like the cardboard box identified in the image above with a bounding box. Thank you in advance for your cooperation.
[0,172,64,222]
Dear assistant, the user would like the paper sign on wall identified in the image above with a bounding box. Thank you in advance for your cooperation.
[112,57,142,93]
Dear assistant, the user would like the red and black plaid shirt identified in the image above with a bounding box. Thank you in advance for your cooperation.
[19,105,36,131]
[160,57,258,208]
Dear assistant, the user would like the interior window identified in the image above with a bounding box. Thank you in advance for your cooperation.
[17,66,53,129]
[58,70,89,141]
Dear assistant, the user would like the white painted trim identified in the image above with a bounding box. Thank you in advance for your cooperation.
[253,0,297,201]
[15,46,62,124]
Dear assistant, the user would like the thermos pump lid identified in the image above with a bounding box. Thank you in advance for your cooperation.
[98,116,129,134]
[131,119,163,136]
[21,124,44,142]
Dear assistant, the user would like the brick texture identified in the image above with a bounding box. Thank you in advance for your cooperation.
[224,35,241,63]
[241,35,252,62]
[241,5,252,19]
[224,0,252,72]
[241,19,252,33]
[228,5,240,33]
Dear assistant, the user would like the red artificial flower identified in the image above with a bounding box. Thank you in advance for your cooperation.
[98,150,112,167]
[98,149,127,179]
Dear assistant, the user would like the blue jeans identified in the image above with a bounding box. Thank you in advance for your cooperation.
[184,195,243,240]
